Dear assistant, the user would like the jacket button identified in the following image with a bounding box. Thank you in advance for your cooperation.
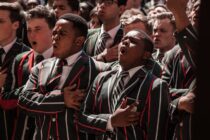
[52,118,56,122]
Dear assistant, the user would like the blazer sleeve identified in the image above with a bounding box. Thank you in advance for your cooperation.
[78,74,111,135]
[147,79,170,140]
[18,63,65,116]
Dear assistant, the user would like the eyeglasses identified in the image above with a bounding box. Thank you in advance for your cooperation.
[97,0,118,6]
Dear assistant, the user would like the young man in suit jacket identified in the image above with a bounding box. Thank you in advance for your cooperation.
[83,0,127,63]
[161,0,200,139]
[79,29,170,140]
[18,13,109,140]
[0,5,56,140]
[0,2,30,140]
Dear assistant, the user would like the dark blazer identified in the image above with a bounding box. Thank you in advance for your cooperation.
[0,39,30,140]
[83,26,124,56]
[1,50,52,140]
[175,24,198,70]
[162,44,195,140]
[18,52,109,140]
[79,65,170,140]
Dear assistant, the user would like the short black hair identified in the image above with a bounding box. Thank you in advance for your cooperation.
[134,29,154,53]
[26,5,56,29]
[59,13,88,38]
[0,2,24,23]
[96,0,127,6]
[67,0,80,12]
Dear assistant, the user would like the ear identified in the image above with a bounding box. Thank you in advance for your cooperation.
[74,36,86,48]
[143,51,151,60]
[12,21,20,30]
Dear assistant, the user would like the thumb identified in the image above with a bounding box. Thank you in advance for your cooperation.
[120,98,127,109]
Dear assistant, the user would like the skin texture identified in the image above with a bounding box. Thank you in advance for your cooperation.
[152,18,175,53]
[27,18,53,53]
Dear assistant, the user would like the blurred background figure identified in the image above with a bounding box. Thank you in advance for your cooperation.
[88,7,102,29]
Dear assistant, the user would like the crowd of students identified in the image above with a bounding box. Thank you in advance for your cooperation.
[0,0,199,140]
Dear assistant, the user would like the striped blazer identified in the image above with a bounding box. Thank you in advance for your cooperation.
[175,24,198,70]
[83,26,124,57]
[162,44,196,140]
[1,50,53,140]
[78,65,170,140]
[18,52,109,140]
[0,39,30,140]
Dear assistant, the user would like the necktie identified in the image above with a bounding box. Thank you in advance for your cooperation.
[95,32,110,55]
[0,48,5,67]
[35,55,44,65]
[112,71,129,109]
[157,52,164,62]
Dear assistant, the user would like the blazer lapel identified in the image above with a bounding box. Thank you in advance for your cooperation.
[115,67,148,109]
[46,58,60,90]
[62,52,89,89]
[86,30,100,56]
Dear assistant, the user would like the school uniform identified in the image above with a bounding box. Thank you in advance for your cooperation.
[162,44,196,140]
[0,38,30,140]
[18,51,109,140]
[83,24,123,57]
[0,47,53,140]
[79,64,170,140]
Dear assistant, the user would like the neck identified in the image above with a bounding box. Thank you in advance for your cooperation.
[103,19,120,31]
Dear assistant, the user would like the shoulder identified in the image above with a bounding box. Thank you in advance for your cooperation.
[15,50,32,62]
[87,28,101,37]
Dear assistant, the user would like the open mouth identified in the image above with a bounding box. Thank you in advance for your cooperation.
[120,46,127,55]
[31,41,37,46]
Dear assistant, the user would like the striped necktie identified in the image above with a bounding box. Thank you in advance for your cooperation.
[112,71,129,109]
[95,32,110,55]
[0,48,5,67]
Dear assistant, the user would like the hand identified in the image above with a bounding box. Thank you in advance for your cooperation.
[103,44,119,62]
[0,68,7,88]
[63,84,85,110]
[178,92,195,113]
[96,44,119,62]
[166,0,188,14]
[111,101,140,127]
[166,0,190,31]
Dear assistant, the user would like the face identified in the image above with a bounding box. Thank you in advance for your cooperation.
[0,10,18,46]
[53,0,73,19]
[190,1,200,29]
[27,18,53,53]
[124,21,147,34]
[97,0,120,23]
[119,30,148,70]
[152,18,175,52]
[52,19,80,59]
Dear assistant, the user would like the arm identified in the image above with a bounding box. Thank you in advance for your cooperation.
[147,79,170,140]
[18,64,66,116]
[166,0,198,69]
[78,75,111,135]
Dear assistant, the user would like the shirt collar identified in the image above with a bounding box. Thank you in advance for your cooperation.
[100,24,121,40]
[65,51,82,66]
[34,46,53,59]
[0,38,17,54]
[119,65,144,78]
